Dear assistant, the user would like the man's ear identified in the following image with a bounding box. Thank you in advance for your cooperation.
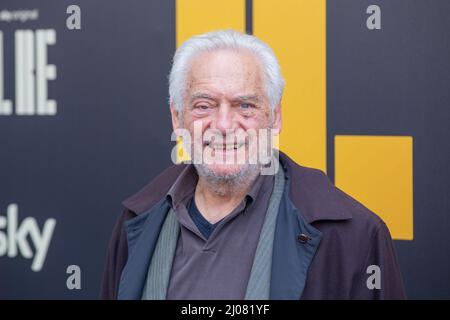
[170,103,181,131]
[272,103,282,135]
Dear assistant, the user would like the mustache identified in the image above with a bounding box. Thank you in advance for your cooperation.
[200,128,254,144]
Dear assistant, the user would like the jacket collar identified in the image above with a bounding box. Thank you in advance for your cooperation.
[122,163,187,215]
[122,151,352,223]
[278,151,352,223]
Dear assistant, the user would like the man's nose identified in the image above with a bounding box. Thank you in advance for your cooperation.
[210,105,238,133]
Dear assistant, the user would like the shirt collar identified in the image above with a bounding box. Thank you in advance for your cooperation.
[166,164,271,211]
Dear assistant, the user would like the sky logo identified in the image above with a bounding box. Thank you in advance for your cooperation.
[0,203,56,272]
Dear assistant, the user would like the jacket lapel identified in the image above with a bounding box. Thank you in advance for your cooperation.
[269,152,354,299]
[118,199,170,299]
[270,180,323,300]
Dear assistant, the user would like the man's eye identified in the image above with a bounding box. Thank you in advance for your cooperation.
[196,105,210,110]
[240,103,252,109]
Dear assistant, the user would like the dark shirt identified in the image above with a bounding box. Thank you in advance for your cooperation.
[165,165,274,299]
[188,197,221,240]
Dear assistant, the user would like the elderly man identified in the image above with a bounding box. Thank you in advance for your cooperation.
[101,30,405,300]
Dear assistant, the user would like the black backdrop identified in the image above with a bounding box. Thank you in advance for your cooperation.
[0,0,449,299]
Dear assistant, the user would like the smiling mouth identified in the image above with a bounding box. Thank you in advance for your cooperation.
[204,141,246,151]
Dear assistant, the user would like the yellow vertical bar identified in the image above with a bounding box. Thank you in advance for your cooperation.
[175,0,246,162]
[176,0,245,45]
[335,135,414,240]
[254,0,327,172]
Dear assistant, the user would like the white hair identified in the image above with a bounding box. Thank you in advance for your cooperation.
[169,29,285,112]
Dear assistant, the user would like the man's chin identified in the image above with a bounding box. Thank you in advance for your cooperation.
[193,162,262,190]
[201,163,245,179]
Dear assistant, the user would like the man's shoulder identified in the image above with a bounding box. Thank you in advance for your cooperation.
[121,163,187,215]
[283,153,385,232]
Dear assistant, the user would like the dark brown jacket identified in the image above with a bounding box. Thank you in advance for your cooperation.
[100,151,406,299]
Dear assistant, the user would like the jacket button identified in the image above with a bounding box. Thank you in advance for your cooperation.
[298,233,311,243]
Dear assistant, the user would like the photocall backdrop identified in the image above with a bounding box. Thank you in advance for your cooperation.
[0,0,449,299]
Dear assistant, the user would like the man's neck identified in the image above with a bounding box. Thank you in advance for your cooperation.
[194,172,259,224]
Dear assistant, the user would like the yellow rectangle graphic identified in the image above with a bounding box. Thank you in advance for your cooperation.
[335,135,414,240]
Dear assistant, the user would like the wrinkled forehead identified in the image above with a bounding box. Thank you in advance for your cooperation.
[185,49,266,97]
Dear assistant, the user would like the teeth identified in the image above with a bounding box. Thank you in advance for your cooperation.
[205,142,244,150]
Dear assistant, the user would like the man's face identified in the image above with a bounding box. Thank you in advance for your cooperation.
[171,49,281,180]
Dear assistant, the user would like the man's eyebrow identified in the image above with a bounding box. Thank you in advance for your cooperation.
[190,93,215,103]
[232,95,260,103]
[189,93,261,103]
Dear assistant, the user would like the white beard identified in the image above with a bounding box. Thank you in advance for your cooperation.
[193,162,262,195]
